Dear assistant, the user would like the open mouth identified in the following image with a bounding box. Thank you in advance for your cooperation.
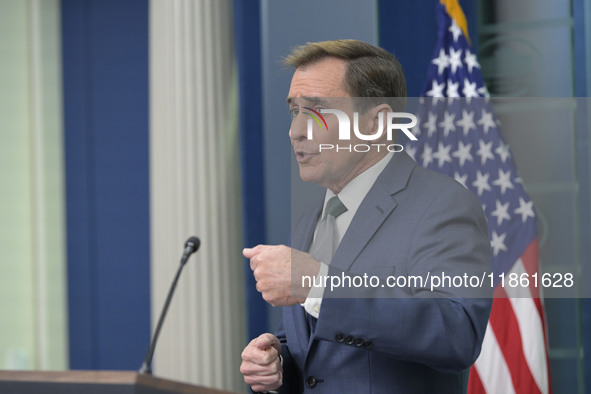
[296,150,319,162]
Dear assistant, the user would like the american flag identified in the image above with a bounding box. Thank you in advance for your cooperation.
[404,1,552,393]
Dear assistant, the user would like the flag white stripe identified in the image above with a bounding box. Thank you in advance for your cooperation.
[506,260,549,394]
[475,323,516,394]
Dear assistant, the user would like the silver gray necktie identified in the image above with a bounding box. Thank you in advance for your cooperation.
[309,196,348,264]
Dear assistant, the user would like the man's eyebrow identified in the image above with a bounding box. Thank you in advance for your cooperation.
[286,97,330,106]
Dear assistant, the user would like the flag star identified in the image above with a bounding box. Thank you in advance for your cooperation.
[454,172,468,188]
[433,142,452,167]
[476,140,495,165]
[491,200,511,226]
[472,170,492,196]
[514,197,535,223]
[477,86,490,98]
[464,50,480,73]
[439,111,456,137]
[452,141,473,166]
[477,109,496,133]
[431,49,449,75]
[456,109,476,135]
[426,80,445,98]
[446,79,460,97]
[490,231,508,256]
[462,78,479,98]
[448,48,463,74]
[492,169,514,195]
[495,142,511,163]
[423,111,438,137]
[405,145,417,161]
[449,20,463,42]
[456,109,476,136]
[421,144,434,167]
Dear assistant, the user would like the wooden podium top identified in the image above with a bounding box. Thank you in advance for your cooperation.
[0,370,238,394]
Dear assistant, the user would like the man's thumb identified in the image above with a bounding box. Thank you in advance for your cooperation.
[243,244,266,258]
[255,333,280,353]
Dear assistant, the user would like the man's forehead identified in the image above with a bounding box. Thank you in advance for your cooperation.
[287,58,350,101]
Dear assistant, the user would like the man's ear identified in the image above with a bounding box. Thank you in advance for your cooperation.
[367,104,393,143]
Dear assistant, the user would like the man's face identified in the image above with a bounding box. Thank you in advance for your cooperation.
[287,57,383,194]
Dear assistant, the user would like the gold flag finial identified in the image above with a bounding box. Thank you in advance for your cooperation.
[440,0,471,46]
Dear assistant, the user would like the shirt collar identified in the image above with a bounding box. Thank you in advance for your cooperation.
[323,152,393,217]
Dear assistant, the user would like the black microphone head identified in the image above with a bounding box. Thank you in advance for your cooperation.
[185,236,200,254]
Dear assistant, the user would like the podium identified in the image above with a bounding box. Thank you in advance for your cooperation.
[0,370,238,394]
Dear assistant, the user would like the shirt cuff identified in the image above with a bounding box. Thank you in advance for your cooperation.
[301,262,328,318]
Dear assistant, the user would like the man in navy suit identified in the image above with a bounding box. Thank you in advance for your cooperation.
[240,40,492,393]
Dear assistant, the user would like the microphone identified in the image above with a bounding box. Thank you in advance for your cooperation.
[181,236,200,265]
[139,236,201,374]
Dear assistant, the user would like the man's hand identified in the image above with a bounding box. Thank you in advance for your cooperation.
[240,333,282,392]
[244,244,320,306]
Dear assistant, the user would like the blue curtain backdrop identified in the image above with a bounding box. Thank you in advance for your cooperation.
[62,0,151,370]
[233,0,269,340]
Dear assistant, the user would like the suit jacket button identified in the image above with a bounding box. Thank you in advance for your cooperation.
[354,337,364,347]
[364,341,373,349]
[344,336,354,345]
[306,376,317,388]
[335,333,345,343]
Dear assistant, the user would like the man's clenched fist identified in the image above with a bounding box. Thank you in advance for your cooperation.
[240,333,282,392]
[244,244,320,306]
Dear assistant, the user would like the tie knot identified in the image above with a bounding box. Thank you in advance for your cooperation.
[322,196,347,221]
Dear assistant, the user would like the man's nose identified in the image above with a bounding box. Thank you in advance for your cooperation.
[290,116,308,141]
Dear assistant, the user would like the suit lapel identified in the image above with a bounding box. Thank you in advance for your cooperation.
[331,152,417,272]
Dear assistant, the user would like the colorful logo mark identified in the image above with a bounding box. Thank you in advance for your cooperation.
[303,107,328,131]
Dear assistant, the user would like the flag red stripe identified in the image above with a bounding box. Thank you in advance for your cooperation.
[468,366,486,394]
[521,240,541,298]
[522,239,552,393]
[489,295,542,394]
[535,295,553,394]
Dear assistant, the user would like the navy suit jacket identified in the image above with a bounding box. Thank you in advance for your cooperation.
[277,151,492,393]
